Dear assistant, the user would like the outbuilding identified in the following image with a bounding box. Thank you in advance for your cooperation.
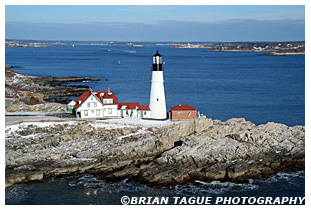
[169,104,197,121]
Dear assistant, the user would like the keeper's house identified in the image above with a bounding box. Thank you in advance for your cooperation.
[169,104,197,121]
[67,87,151,119]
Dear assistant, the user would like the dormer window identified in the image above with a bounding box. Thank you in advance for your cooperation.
[104,99,113,104]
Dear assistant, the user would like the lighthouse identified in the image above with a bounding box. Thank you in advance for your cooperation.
[149,50,167,120]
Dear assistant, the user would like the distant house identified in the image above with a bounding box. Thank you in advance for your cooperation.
[169,104,197,121]
[67,87,151,119]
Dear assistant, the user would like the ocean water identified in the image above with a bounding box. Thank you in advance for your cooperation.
[5,45,305,204]
[5,172,305,205]
[6,45,305,126]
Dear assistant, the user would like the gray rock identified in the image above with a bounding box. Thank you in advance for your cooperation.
[5,118,304,186]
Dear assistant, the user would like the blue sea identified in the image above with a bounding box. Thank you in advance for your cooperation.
[5,45,305,205]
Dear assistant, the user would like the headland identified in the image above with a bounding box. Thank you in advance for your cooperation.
[5,117,304,187]
[5,65,305,187]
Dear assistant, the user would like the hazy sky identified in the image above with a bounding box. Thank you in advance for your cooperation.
[5,5,305,42]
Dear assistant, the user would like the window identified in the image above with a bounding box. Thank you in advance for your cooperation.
[157,98,159,101]
[91,96,93,100]
[108,108,112,114]
[104,99,113,104]
[188,112,191,116]
[87,102,90,107]
[96,110,100,116]
[144,111,146,115]
[91,110,94,113]
[94,102,97,107]
[178,112,181,116]
[84,110,88,116]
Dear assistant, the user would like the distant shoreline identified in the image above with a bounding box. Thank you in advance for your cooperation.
[206,41,304,56]
[260,52,305,56]
[207,49,305,56]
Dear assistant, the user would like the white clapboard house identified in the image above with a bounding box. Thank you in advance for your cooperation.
[67,88,151,119]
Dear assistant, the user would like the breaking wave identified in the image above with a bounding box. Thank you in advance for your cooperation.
[5,171,305,204]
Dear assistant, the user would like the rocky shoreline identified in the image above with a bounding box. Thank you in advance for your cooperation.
[5,65,100,112]
[5,117,305,187]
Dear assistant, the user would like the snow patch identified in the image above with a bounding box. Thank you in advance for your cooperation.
[117,128,147,140]
[5,121,76,135]
[103,118,183,128]
[56,157,97,164]
[89,121,133,129]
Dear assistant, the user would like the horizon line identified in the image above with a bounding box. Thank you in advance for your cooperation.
[5,39,306,43]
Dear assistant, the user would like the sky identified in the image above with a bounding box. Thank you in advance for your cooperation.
[5,5,305,42]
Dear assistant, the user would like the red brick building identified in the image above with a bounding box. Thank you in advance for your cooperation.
[170,104,197,121]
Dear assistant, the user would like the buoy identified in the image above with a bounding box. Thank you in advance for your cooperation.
[202,56,204,59]
[118,61,121,65]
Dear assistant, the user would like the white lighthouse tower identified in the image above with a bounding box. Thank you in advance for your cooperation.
[149,50,167,120]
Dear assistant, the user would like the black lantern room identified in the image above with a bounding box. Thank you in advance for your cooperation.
[152,50,163,71]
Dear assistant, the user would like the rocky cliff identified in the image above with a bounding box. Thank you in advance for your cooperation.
[5,118,304,187]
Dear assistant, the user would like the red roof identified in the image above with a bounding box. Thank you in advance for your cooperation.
[118,102,139,110]
[138,105,150,111]
[170,104,197,111]
[92,91,119,104]
[73,89,149,112]
[74,91,92,110]
[74,90,119,110]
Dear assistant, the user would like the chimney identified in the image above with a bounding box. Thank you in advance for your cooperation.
[89,87,92,93]
[108,88,112,95]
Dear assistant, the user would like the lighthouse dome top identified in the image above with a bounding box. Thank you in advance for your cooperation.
[153,50,162,57]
